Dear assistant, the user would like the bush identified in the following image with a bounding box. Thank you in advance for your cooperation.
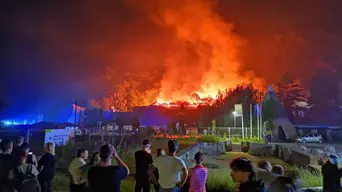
[241,141,250,153]
[225,140,233,152]
[198,135,227,143]
[293,166,322,188]
[230,136,264,144]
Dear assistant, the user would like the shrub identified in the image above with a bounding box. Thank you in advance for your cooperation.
[198,135,227,143]
[230,136,264,144]
[292,166,322,188]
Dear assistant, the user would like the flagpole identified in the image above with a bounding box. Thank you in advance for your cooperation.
[257,105,260,139]
[260,103,263,139]
[241,103,245,140]
[250,103,252,138]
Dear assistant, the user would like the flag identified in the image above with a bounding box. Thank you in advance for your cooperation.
[255,104,260,116]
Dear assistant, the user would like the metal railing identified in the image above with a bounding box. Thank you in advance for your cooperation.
[198,127,263,139]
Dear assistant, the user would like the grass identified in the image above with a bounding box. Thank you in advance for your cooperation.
[296,166,322,188]
[206,169,235,192]
[52,172,69,192]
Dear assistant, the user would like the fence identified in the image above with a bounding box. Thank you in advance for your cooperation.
[198,127,262,138]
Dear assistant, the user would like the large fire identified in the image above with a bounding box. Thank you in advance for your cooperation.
[102,0,265,112]
[149,0,263,106]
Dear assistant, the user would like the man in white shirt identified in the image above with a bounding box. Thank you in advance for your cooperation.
[149,140,188,192]
[69,148,89,192]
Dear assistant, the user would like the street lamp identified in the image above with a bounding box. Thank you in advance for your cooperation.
[232,111,237,128]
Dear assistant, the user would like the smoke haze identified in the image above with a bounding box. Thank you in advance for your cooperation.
[2,0,342,117]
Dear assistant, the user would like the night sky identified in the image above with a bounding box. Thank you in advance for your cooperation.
[1,0,342,120]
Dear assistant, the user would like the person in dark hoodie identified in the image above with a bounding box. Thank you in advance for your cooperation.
[319,154,341,192]
[230,157,265,192]
[268,176,298,192]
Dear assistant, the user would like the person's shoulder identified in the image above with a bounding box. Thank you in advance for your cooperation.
[88,166,99,174]
[135,150,144,157]
[174,156,185,163]
[110,165,124,170]
[109,165,128,174]
[69,158,77,164]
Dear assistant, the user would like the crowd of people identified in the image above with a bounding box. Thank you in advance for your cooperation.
[0,136,56,192]
[0,137,342,192]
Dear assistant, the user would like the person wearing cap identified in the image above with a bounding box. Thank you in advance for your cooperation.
[230,157,265,192]
[320,154,341,192]
[135,140,153,192]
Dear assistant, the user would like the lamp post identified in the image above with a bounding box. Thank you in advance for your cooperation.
[232,111,237,129]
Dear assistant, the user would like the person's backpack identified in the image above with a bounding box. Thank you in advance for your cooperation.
[14,164,40,192]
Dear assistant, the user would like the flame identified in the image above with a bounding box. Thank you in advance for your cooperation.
[145,0,263,104]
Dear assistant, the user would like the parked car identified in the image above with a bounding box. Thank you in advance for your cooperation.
[296,133,323,143]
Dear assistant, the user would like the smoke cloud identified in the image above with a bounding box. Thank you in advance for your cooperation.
[2,0,342,116]
[139,0,263,102]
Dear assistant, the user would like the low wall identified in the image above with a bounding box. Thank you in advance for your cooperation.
[249,143,314,166]
[177,141,229,167]
[199,141,227,156]
[177,143,201,167]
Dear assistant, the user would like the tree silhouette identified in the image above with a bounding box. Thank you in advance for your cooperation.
[275,74,309,112]
[110,72,160,111]
[200,83,264,127]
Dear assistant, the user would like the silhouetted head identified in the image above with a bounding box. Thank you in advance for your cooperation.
[194,152,204,164]
[272,165,285,176]
[17,150,28,164]
[156,148,165,157]
[168,140,179,155]
[77,148,89,160]
[20,142,30,153]
[230,157,256,184]
[89,152,101,166]
[100,144,113,162]
[257,160,272,172]
[268,176,297,192]
[1,139,13,153]
[15,136,24,146]
[142,140,151,150]
[45,142,55,154]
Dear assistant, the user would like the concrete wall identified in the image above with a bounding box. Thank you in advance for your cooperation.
[177,141,228,167]
[177,143,201,167]
[249,143,314,166]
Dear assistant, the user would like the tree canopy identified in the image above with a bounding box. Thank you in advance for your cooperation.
[275,74,309,111]
[110,72,160,111]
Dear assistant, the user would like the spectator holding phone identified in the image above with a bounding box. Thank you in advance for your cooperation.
[88,144,129,192]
